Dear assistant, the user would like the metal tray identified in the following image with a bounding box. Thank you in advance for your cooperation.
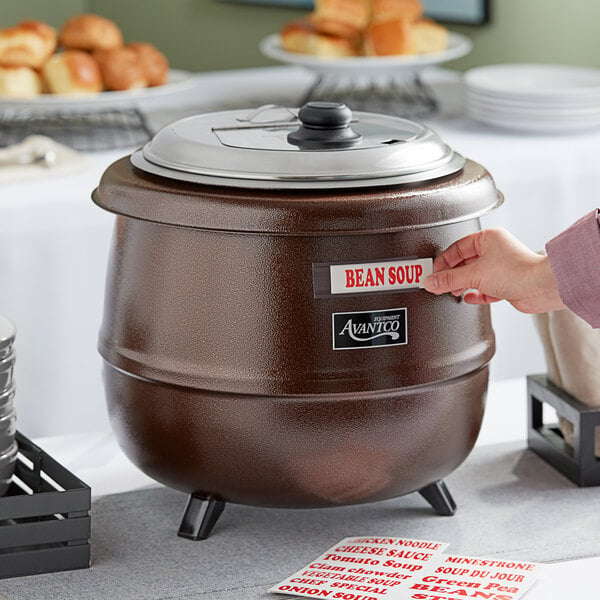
[0,431,91,579]
[527,374,600,487]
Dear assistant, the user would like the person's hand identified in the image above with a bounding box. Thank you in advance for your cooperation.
[423,228,565,314]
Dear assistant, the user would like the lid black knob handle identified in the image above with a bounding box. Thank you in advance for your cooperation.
[287,101,362,150]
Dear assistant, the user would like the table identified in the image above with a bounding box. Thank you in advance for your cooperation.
[32,376,600,600]
[3,60,600,589]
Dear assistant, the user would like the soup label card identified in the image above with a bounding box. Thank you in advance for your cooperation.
[269,538,543,600]
[402,553,543,600]
[269,536,448,599]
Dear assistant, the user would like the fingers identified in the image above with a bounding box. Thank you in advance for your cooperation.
[463,291,501,305]
[432,232,483,271]
[423,264,474,295]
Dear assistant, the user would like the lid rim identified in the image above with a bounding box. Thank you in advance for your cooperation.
[131,150,466,190]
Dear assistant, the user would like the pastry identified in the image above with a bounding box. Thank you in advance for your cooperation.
[0,20,57,69]
[126,42,168,86]
[94,47,147,90]
[312,0,370,38]
[59,13,123,51]
[364,17,447,55]
[411,18,448,54]
[370,0,424,22]
[364,17,412,55]
[42,50,103,95]
[281,19,360,57]
[279,0,447,58]
[0,65,42,98]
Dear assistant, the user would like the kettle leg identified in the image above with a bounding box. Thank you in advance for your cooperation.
[418,480,456,516]
[177,494,226,540]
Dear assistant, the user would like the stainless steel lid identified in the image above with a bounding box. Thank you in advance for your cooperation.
[131,102,465,189]
[0,316,15,359]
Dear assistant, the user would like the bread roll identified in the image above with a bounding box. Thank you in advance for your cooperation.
[94,47,147,91]
[411,18,448,54]
[59,13,123,51]
[0,65,42,98]
[371,0,423,22]
[42,50,103,95]
[308,15,363,43]
[364,17,447,55]
[280,0,446,58]
[364,18,413,55]
[281,19,360,57]
[126,42,169,86]
[312,0,370,37]
[0,20,57,68]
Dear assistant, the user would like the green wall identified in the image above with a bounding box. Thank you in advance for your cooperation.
[2,0,600,72]
[88,0,305,71]
[449,0,600,71]
[0,0,87,27]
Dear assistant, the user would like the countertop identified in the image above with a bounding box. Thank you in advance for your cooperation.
[3,65,600,597]
[33,376,600,600]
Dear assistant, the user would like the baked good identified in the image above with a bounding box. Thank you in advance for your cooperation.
[370,0,423,22]
[280,0,448,57]
[59,14,123,51]
[0,20,57,68]
[307,14,363,43]
[411,18,448,54]
[126,42,169,86]
[94,47,147,90]
[281,19,360,57]
[0,65,42,97]
[42,50,103,95]
[364,17,447,55]
[312,0,370,38]
[280,0,446,58]
[363,18,412,55]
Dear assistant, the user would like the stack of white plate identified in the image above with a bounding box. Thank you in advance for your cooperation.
[464,64,600,133]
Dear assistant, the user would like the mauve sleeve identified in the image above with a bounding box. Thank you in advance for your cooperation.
[545,209,600,328]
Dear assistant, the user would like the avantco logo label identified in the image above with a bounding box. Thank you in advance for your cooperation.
[332,307,407,350]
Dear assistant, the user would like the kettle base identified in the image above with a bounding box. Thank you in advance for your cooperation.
[176,479,456,541]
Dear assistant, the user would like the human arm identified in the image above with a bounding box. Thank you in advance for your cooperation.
[422,227,565,314]
[545,209,600,328]
[423,210,600,328]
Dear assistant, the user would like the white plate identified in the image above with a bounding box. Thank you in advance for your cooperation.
[467,105,600,125]
[464,64,600,101]
[260,32,472,76]
[465,93,600,117]
[464,87,600,110]
[0,70,196,111]
[464,84,600,109]
[466,105,600,133]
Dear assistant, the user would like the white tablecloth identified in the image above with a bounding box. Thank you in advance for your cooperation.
[2,66,599,437]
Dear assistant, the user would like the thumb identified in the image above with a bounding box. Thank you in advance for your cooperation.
[423,265,473,295]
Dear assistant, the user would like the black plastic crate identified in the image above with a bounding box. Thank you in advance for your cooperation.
[0,431,91,579]
[527,374,600,487]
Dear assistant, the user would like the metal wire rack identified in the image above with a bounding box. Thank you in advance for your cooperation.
[0,107,153,151]
[299,73,438,118]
